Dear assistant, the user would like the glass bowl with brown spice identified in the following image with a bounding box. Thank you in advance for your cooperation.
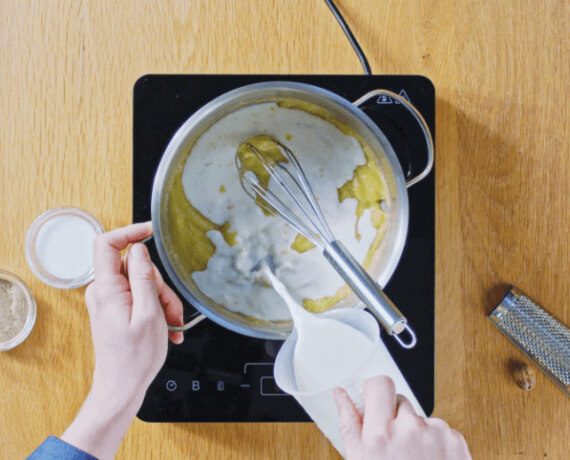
[0,270,37,351]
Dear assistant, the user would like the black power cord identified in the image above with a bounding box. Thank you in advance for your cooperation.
[324,0,372,75]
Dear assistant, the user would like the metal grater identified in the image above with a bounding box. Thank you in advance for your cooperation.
[488,287,570,396]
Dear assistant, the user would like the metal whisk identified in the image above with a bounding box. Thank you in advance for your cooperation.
[235,139,416,349]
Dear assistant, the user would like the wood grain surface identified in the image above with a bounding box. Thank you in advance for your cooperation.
[1,0,568,458]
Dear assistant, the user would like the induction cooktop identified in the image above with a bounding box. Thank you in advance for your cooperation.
[134,74,435,422]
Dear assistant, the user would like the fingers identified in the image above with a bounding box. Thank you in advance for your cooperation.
[85,275,132,320]
[362,375,396,442]
[394,394,427,430]
[395,395,416,416]
[159,283,184,344]
[451,431,472,459]
[425,419,471,459]
[426,417,450,431]
[152,264,166,293]
[124,245,184,344]
[93,222,153,278]
[333,387,362,458]
[127,243,162,322]
[151,263,184,344]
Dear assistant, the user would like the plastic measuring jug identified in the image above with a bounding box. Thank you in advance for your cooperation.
[274,307,425,457]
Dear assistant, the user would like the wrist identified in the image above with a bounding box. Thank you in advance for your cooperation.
[88,377,147,419]
[61,375,147,460]
[90,370,148,414]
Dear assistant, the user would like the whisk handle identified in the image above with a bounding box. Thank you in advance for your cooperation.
[324,241,417,349]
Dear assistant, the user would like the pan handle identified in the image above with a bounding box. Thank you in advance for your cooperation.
[167,311,207,332]
[352,89,434,188]
[122,234,207,333]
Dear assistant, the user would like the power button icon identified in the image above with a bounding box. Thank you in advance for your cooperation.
[165,380,178,392]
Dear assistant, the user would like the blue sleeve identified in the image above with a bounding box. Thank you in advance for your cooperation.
[27,436,97,460]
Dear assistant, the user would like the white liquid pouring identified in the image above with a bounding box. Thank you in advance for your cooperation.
[262,265,377,392]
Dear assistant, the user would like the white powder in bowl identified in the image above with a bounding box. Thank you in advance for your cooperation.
[26,208,104,288]
[35,215,98,280]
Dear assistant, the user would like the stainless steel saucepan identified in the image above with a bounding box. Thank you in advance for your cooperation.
[148,81,433,342]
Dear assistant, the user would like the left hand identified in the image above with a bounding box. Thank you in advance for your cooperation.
[62,222,184,460]
[85,221,184,398]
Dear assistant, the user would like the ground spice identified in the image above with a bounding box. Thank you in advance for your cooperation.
[0,279,28,342]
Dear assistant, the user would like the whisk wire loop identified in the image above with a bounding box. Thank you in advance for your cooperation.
[273,142,336,243]
[248,178,323,247]
[246,143,333,246]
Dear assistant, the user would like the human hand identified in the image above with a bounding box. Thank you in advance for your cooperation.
[62,222,184,460]
[333,376,471,460]
[86,221,184,397]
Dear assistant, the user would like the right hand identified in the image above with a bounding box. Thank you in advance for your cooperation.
[333,375,471,460]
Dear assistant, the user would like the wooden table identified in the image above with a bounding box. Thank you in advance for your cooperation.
[1,1,568,458]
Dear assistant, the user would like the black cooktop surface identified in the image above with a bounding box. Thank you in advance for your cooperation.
[134,75,435,422]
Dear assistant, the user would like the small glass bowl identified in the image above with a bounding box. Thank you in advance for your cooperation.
[0,270,37,351]
[25,207,105,289]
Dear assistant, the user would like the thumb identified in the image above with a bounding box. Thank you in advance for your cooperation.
[333,388,362,458]
[127,243,161,321]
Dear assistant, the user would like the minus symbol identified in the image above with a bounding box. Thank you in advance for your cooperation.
[240,384,251,388]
